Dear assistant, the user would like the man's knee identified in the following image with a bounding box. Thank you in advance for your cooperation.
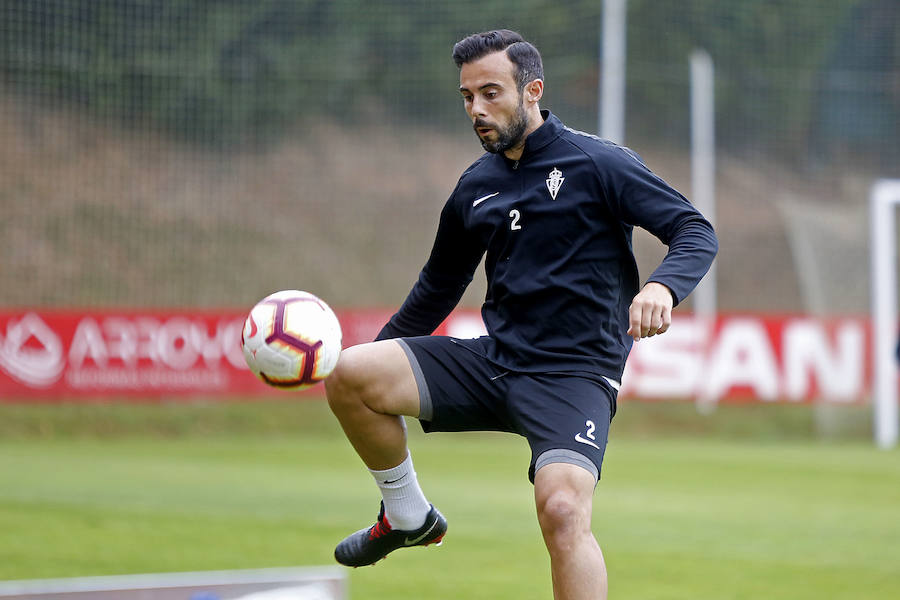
[325,344,367,395]
[537,487,587,535]
[534,463,596,540]
[325,344,377,411]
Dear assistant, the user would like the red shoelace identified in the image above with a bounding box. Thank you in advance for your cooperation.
[369,516,393,539]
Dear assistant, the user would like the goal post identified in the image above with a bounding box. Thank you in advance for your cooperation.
[870,179,900,449]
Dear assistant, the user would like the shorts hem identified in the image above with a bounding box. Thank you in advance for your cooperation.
[532,448,600,483]
[396,338,433,422]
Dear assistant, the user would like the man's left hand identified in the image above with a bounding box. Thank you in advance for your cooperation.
[627,282,674,341]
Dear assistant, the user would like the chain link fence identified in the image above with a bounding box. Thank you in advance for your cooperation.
[1,0,896,312]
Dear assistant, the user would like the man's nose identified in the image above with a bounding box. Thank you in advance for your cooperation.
[470,97,488,118]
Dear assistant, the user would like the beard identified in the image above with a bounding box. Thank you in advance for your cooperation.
[474,99,529,154]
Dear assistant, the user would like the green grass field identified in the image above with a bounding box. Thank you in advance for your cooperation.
[0,399,898,599]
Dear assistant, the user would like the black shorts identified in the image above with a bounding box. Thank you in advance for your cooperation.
[397,336,618,483]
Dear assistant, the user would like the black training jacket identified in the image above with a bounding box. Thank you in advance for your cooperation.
[376,110,718,382]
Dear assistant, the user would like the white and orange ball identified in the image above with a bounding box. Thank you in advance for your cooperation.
[240,290,342,390]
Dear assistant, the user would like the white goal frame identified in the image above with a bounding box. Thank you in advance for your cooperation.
[870,179,900,449]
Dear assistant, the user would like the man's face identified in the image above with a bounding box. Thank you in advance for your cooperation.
[459,51,528,154]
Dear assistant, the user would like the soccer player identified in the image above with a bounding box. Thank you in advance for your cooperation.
[326,29,718,599]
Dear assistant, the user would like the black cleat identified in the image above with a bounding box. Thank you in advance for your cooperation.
[334,502,447,567]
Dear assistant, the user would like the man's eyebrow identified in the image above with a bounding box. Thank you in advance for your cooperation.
[459,82,503,93]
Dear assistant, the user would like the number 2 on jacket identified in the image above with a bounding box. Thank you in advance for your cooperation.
[509,209,522,231]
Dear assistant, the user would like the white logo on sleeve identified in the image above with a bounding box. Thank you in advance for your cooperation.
[546,167,565,200]
[574,419,600,450]
[473,191,500,207]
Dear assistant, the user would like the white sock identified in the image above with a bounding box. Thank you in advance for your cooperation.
[368,452,430,530]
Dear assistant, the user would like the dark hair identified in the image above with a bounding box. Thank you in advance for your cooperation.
[452,29,544,90]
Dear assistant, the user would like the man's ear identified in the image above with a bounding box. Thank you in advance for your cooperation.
[525,79,544,104]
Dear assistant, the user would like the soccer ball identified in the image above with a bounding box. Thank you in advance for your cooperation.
[240,290,343,390]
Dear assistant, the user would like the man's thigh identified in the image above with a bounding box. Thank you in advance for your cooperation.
[398,336,514,433]
[331,339,421,417]
[507,374,616,483]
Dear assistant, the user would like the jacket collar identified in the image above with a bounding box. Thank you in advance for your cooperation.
[525,110,562,154]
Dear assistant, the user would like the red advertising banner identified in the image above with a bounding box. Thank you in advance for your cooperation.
[620,315,871,404]
[0,309,872,404]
